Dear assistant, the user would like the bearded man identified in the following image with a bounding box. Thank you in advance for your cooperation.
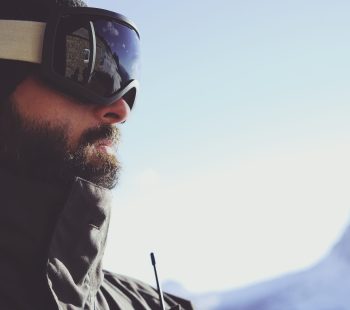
[0,0,193,309]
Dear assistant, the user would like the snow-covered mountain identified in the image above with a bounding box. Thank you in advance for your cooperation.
[165,223,350,310]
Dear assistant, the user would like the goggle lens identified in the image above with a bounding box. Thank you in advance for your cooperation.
[53,15,140,100]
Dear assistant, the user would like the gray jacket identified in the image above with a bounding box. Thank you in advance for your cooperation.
[0,168,193,309]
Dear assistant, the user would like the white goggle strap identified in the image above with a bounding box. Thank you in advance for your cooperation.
[0,20,46,64]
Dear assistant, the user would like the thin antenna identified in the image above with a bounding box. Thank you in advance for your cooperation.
[150,252,166,310]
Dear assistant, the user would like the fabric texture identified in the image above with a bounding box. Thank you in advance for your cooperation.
[0,167,194,309]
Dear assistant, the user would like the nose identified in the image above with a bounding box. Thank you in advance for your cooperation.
[93,98,130,124]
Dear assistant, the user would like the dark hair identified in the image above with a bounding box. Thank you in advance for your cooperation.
[0,0,87,101]
[0,0,87,21]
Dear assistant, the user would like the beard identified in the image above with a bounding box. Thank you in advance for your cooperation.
[0,97,121,190]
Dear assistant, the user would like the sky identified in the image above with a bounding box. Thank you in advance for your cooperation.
[89,0,350,293]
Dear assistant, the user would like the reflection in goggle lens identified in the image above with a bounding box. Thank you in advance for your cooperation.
[54,16,140,98]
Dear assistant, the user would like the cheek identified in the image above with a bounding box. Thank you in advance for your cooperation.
[11,77,96,148]
[12,81,67,122]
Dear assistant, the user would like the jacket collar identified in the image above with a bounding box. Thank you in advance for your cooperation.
[47,177,112,309]
[0,167,112,309]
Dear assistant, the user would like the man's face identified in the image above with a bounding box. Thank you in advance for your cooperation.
[0,75,130,189]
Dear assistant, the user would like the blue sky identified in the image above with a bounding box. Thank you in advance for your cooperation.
[89,0,350,293]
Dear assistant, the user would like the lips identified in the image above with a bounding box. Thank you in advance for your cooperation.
[95,139,114,147]
[93,139,116,155]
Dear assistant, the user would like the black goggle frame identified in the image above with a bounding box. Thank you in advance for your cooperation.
[41,7,140,108]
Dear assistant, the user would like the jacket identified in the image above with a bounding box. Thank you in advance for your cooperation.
[0,167,193,309]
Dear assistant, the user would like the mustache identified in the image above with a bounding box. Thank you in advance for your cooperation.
[79,125,121,147]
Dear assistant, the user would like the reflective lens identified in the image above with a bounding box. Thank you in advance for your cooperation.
[53,15,140,99]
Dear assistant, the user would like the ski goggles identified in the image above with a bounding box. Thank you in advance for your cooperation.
[0,7,140,109]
